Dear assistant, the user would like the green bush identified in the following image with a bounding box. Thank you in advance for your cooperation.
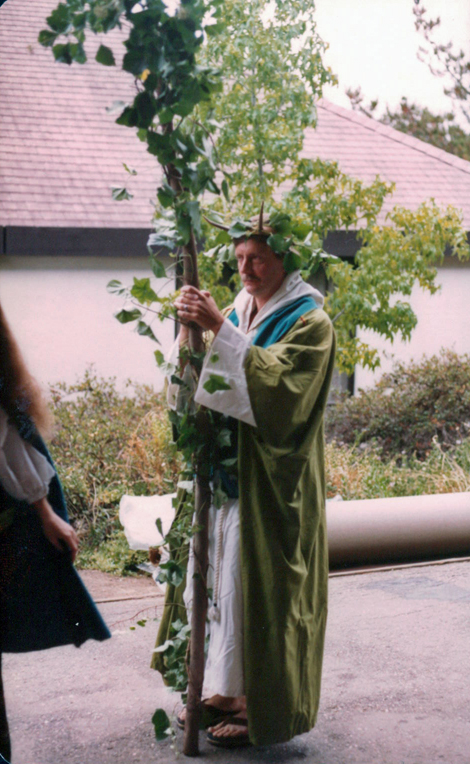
[326,350,470,459]
[47,359,470,575]
[48,369,180,572]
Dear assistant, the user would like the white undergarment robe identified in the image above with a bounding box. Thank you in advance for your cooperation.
[171,272,325,699]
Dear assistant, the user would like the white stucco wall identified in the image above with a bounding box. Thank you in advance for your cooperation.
[355,258,470,391]
[2,256,468,396]
[0,256,175,392]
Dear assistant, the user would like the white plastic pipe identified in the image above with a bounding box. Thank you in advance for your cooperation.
[327,491,470,567]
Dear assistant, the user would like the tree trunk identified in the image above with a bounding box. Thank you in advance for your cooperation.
[164,139,211,754]
[183,469,211,756]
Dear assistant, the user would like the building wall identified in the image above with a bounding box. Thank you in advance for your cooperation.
[355,258,470,391]
[0,256,175,393]
[2,256,468,397]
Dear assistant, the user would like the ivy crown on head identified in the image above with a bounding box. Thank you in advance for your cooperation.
[204,203,317,273]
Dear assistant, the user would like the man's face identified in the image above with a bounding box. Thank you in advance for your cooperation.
[235,238,286,306]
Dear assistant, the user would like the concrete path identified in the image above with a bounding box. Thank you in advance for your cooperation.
[4,561,470,764]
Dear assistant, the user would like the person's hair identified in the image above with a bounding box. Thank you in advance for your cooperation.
[0,303,53,438]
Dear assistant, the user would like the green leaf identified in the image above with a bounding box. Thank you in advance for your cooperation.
[38,29,58,47]
[52,43,73,65]
[267,234,290,254]
[175,210,192,245]
[154,350,165,367]
[47,4,72,34]
[210,353,220,363]
[292,221,311,239]
[228,221,249,238]
[157,184,176,209]
[221,179,230,202]
[137,321,160,343]
[130,277,158,304]
[187,200,202,237]
[147,132,174,164]
[156,517,164,537]
[134,91,157,128]
[157,560,185,587]
[205,22,225,36]
[137,619,147,627]
[203,374,232,394]
[116,106,138,127]
[283,250,304,272]
[106,279,126,296]
[95,44,115,66]
[158,107,174,125]
[150,256,167,278]
[216,428,232,447]
[123,163,137,175]
[115,308,142,324]
[151,708,172,741]
[111,187,133,202]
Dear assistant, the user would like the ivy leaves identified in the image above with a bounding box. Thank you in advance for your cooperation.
[202,374,231,394]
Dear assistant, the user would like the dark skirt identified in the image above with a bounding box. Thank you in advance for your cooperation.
[0,431,111,653]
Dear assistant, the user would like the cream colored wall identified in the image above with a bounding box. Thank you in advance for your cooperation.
[0,256,175,392]
[355,258,470,392]
[2,256,468,396]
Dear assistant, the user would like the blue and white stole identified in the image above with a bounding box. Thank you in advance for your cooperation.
[218,294,318,498]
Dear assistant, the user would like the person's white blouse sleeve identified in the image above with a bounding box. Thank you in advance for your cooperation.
[194,319,257,426]
[0,407,55,503]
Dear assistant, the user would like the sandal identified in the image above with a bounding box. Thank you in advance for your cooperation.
[207,717,250,748]
[176,703,234,731]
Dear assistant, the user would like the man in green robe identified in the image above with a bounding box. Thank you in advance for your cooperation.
[153,217,336,747]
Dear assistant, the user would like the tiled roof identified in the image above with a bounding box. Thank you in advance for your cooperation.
[0,0,159,229]
[1,0,470,230]
[307,101,470,227]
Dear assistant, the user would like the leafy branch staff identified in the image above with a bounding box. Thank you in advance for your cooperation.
[154,211,336,748]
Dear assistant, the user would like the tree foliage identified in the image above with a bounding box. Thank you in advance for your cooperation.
[347,88,470,162]
[41,0,470,377]
[346,2,470,162]
[327,349,470,460]
[414,0,470,126]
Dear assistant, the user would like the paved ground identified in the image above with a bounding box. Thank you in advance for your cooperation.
[4,560,470,764]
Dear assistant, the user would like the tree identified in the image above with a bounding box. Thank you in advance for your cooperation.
[40,0,469,752]
[346,2,470,162]
[347,88,470,162]
[413,0,470,126]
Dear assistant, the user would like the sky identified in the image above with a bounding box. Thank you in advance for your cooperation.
[314,0,470,122]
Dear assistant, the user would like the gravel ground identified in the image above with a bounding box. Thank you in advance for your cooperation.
[3,560,470,764]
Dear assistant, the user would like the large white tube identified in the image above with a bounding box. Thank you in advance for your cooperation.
[327,491,470,567]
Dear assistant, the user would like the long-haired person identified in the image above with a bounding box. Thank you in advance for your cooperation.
[0,303,110,762]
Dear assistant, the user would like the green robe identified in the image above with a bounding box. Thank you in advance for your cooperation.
[153,307,335,746]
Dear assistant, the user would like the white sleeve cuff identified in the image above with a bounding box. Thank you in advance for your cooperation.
[165,337,180,410]
[194,319,256,426]
[0,409,55,503]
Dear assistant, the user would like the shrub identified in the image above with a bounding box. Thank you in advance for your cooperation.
[48,369,180,572]
[326,350,470,459]
[326,438,470,501]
